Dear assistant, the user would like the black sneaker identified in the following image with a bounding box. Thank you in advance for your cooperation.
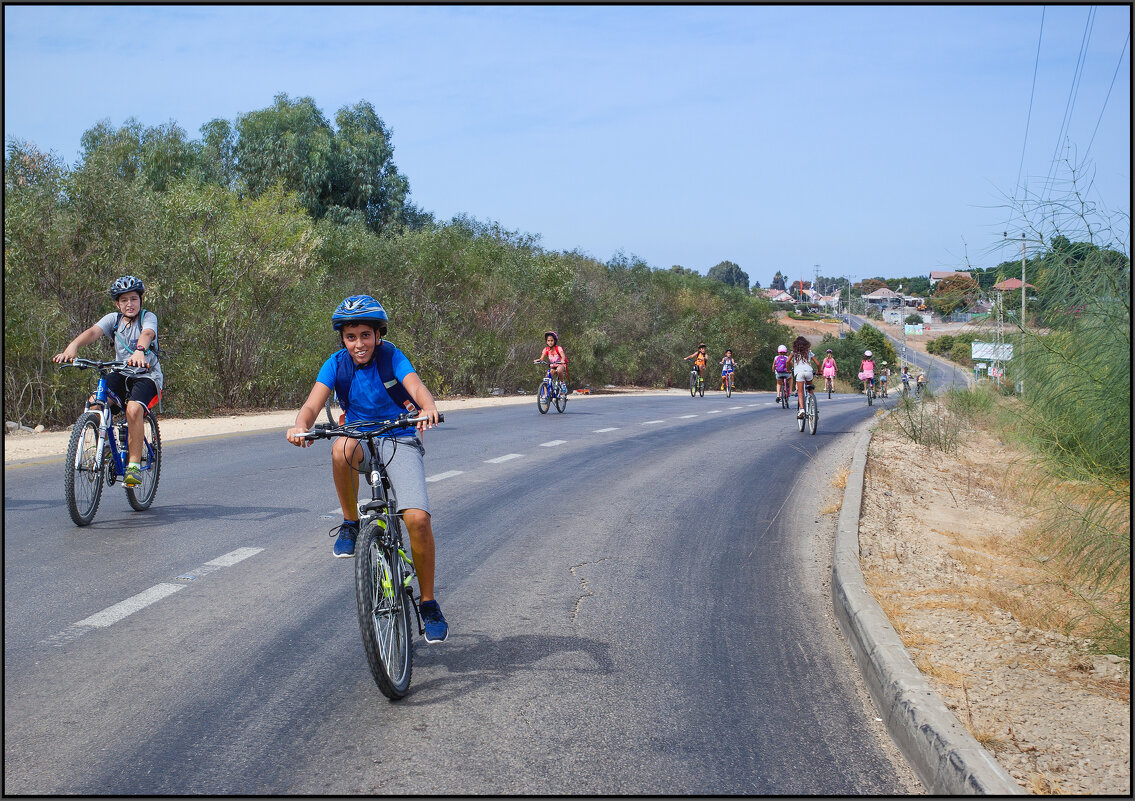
[419,599,449,643]
[330,521,359,558]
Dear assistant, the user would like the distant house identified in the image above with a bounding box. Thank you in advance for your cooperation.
[990,277,1036,292]
[929,270,972,286]
[864,287,904,308]
[763,289,795,303]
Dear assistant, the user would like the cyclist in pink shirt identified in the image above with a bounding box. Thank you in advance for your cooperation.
[534,331,567,382]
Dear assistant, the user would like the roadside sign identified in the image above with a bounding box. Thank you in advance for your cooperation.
[972,342,1013,360]
[904,324,923,335]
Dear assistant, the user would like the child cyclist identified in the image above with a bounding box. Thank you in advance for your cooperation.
[788,336,822,418]
[772,345,791,401]
[52,275,163,488]
[683,343,709,384]
[534,330,567,384]
[821,349,837,392]
[859,350,876,395]
[880,361,891,397]
[286,295,448,643]
[719,348,737,391]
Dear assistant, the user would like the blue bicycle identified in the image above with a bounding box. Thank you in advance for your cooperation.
[535,361,568,414]
[59,358,162,526]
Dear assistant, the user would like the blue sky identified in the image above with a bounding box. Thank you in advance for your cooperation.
[4,4,1130,286]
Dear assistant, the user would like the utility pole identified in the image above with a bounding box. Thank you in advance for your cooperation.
[1019,234,1027,395]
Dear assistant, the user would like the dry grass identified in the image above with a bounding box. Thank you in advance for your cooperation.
[819,499,842,516]
[914,655,967,686]
[1028,772,1064,794]
[831,465,849,490]
[970,726,1010,754]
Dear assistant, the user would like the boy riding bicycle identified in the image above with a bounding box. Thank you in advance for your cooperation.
[285,294,449,643]
[720,348,736,391]
[52,275,163,488]
[683,343,709,383]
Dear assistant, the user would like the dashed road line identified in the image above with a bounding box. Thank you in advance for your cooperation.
[707,409,722,414]
[539,440,567,447]
[485,453,523,463]
[642,420,665,425]
[593,427,619,433]
[43,547,264,648]
[678,414,697,419]
[729,406,743,410]
[426,470,464,483]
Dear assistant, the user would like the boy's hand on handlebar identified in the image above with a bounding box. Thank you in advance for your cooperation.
[416,407,440,433]
[285,426,313,447]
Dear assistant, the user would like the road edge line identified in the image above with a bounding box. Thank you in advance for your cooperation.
[831,410,1023,795]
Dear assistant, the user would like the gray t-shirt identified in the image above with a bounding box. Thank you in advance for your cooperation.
[96,311,164,391]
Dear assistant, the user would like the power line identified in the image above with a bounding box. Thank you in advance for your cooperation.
[1083,30,1130,163]
[1043,6,1096,199]
[1014,6,1046,200]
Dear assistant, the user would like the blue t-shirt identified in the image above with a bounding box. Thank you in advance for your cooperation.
[315,344,416,433]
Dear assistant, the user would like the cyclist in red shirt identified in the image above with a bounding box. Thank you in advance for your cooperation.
[535,331,567,383]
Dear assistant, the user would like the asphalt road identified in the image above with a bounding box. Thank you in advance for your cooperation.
[846,314,971,391]
[5,392,915,794]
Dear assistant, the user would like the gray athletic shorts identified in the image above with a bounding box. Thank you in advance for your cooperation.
[354,436,431,516]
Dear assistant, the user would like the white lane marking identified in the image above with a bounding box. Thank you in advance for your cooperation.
[593,427,619,433]
[707,409,721,414]
[729,406,743,410]
[75,584,185,628]
[642,420,665,425]
[44,548,264,647]
[485,453,523,463]
[539,440,567,447]
[748,403,759,407]
[206,547,263,567]
[678,414,697,419]
[426,470,464,483]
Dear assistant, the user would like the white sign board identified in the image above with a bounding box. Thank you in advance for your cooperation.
[904,324,923,335]
[971,341,1013,360]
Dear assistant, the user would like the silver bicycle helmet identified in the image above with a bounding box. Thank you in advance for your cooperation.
[110,275,145,299]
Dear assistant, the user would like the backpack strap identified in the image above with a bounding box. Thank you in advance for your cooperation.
[113,309,159,356]
[332,341,417,414]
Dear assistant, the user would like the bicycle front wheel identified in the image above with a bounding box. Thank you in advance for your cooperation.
[689,371,697,397]
[725,376,732,397]
[537,381,551,414]
[554,382,568,413]
[698,377,704,398]
[65,411,105,526]
[808,392,818,435]
[355,523,413,699]
[126,411,162,511]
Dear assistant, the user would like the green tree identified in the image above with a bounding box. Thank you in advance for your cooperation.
[930,273,980,317]
[771,271,786,290]
[706,260,749,291]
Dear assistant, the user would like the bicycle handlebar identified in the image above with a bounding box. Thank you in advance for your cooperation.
[296,412,445,441]
[59,358,149,376]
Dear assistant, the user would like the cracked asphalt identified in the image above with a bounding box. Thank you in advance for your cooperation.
[5,392,916,794]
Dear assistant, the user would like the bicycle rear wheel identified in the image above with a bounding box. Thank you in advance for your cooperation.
[867,384,873,406]
[554,382,568,413]
[126,411,162,511]
[355,523,413,699]
[65,411,105,526]
[537,381,551,414]
[808,392,818,435]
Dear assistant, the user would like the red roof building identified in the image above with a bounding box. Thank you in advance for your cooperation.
[991,277,1036,291]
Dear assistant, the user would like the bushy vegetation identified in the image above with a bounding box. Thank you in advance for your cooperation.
[4,100,788,427]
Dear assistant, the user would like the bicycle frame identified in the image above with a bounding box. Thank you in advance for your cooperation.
[72,361,155,480]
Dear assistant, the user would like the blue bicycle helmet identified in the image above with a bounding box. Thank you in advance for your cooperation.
[110,275,145,299]
[332,295,388,336]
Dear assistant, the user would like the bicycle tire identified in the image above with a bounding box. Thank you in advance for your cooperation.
[689,371,697,397]
[698,377,704,398]
[808,392,818,435]
[797,401,806,432]
[725,377,732,398]
[64,411,105,526]
[355,523,413,699]
[867,386,873,406]
[126,411,162,511]
[537,381,551,414]
[554,382,567,413]
[827,379,833,400]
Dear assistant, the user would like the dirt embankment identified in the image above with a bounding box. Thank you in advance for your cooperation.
[857,405,1130,794]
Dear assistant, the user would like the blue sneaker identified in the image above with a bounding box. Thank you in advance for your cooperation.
[331,521,359,558]
[419,600,449,643]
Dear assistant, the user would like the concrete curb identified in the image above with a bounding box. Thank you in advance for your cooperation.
[832,411,1023,795]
